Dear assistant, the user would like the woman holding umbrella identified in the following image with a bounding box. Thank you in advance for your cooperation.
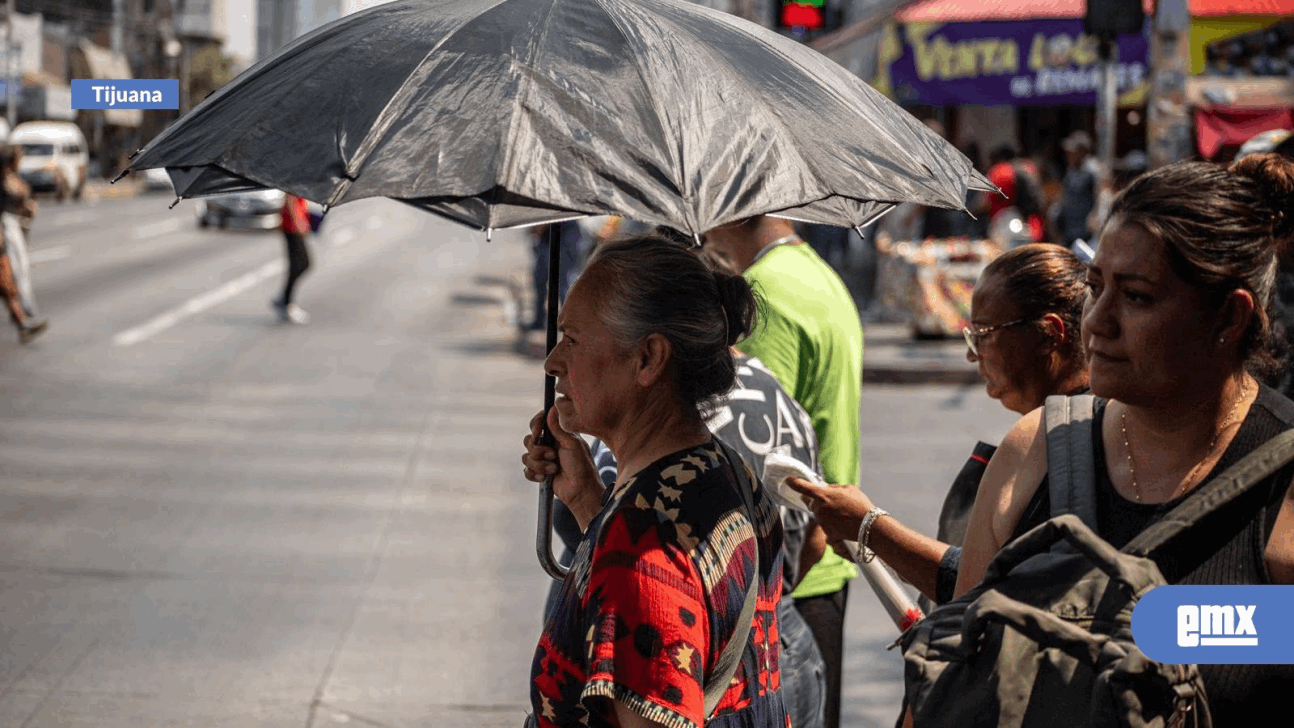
[521,233,788,727]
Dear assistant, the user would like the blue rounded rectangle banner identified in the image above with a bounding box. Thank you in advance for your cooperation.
[71,79,179,110]
[1132,585,1294,664]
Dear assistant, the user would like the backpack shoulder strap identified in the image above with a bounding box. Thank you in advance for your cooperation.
[1125,428,1294,558]
[707,438,761,718]
[1045,394,1098,528]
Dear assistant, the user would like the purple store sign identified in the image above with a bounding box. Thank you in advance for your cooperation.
[878,19,1149,107]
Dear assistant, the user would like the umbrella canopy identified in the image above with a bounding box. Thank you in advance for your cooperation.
[129,0,990,234]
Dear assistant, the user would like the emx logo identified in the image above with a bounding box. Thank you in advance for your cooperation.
[1133,586,1294,664]
[1177,605,1257,647]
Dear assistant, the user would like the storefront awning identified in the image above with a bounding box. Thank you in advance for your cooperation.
[74,41,142,128]
[1190,0,1294,17]
[892,0,1294,23]
[895,0,1152,23]
[1195,107,1292,158]
[77,41,132,80]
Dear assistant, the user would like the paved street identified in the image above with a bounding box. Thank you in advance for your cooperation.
[0,193,1019,727]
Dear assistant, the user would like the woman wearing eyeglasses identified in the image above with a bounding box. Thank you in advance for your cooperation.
[962,244,1090,420]
[789,244,1089,606]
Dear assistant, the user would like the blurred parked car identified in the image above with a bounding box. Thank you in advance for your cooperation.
[195,189,286,230]
[9,121,89,200]
[141,167,174,193]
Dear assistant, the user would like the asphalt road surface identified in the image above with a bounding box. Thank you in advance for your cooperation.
[0,192,1019,727]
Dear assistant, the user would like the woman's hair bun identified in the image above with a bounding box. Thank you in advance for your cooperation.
[713,270,756,346]
[1230,152,1294,251]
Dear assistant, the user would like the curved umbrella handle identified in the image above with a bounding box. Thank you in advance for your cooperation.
[536,223,570,581]
[537,474,569,580]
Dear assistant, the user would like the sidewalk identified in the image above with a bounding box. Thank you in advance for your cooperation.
[860,323,979,385]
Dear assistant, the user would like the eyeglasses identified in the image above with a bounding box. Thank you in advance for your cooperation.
[963,318,1032,356]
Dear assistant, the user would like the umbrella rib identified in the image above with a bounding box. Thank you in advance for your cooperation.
[640,5,826,220]
[680,5,972,209]
[495,0,563,205]
[594,0,694,234]
[336,0,517,205]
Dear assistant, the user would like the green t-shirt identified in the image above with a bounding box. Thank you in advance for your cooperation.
[739,242,864,598]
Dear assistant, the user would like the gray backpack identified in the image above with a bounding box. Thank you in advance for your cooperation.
[900,394,1294,728]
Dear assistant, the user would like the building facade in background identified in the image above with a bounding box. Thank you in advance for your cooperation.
[254,0,785,62]
[256,0,296,60]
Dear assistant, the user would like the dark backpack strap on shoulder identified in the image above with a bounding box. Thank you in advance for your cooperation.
[707,437,761,718]
[1125,428,1294,559]
[1045,394,1098,528]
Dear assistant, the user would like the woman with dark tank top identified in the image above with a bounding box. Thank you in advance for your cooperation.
[952,153,1294,725]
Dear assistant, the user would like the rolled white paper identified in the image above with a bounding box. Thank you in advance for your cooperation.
[760,451,924,632]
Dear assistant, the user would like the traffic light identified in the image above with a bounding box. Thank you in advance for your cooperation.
[780,0,825,31]
[1084,0,1144,37]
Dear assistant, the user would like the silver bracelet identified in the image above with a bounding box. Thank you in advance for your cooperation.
[856,507,889,564]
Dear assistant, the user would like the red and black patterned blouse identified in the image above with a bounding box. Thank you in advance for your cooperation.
[530,440,788,728]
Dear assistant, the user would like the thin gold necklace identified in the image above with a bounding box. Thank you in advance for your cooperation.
[1121,381,1254,503]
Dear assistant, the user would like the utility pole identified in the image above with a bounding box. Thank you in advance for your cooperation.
[6,0,16,130]
[1085,0,1143,181]
[1145,0,1192,168]
[112,0,125,55]
[1096,35,1118,182]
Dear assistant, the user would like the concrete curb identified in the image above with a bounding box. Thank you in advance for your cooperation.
[864,365,982,386]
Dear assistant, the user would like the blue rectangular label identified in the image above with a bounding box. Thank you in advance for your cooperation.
[71,79,178,110]
[1132,585,1294,664]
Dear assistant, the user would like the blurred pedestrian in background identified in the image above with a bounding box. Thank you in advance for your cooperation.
[704,214,862,728]
[273,193,312,324]
[0,230,42,343]
[1055,131,1101,247]
[526,220,584,331]
[2,145,47,338]
[978,143,1046,245]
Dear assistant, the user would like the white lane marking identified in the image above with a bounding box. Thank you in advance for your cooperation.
[29,245,72,264]
[131,218,184,239]
[112,259,286,347]
[37,209,104,229]
[111,221,368,348]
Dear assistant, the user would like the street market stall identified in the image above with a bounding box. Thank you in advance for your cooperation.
[875,235,1003,338]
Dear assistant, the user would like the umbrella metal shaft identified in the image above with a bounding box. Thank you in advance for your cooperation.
[537,223,570,580]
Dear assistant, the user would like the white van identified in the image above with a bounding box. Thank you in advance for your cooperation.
[9,121,90,200]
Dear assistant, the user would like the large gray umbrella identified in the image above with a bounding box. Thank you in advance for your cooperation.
[127,0,989,233]
[125,0,991,580]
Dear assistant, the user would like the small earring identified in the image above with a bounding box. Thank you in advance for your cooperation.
[1219,336,1226,344]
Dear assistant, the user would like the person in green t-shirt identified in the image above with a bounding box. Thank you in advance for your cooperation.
[705,215,863,728]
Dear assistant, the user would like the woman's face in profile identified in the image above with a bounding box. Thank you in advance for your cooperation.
[968,274,1043,414]
[543,275,639,439]
[1082,221,1214,404]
